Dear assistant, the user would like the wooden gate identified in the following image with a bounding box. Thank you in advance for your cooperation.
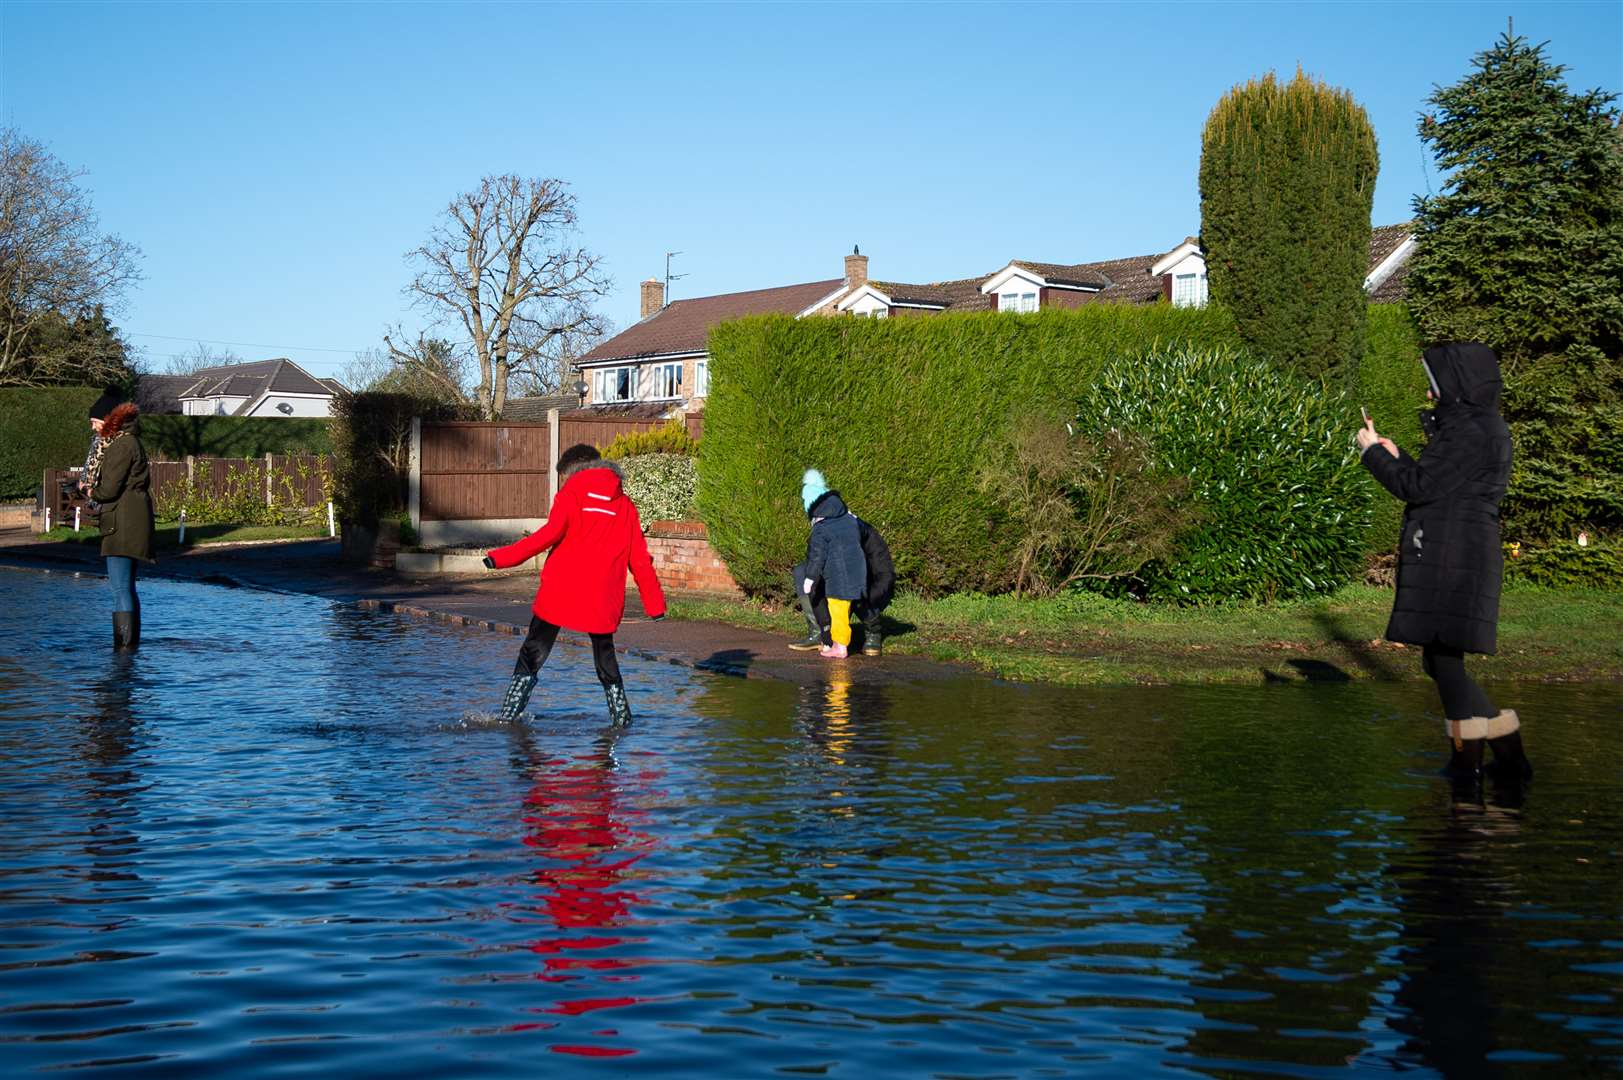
[411,420,552,546]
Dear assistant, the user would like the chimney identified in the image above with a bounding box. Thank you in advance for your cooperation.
[640,278,665,319]
[844,245,868,289]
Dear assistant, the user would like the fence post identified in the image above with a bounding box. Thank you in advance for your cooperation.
[186,455,195,483]
[548,408,560,505]
[408,416,422,533]
[265,452,274,507]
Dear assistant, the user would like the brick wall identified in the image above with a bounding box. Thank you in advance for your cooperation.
[644,520,741,596]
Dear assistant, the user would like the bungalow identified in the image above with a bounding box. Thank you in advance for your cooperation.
[574,224,1415,411]
[158,359,347,417]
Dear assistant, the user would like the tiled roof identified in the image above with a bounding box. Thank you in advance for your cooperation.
[1366,222,1415,302]
[579,279,845,363]
[561,402,681,421]
[503,393,579,421]
[870,276,995,312]
[132,374,195,415]
[180,359,337,402]
[1006,260,1115,290]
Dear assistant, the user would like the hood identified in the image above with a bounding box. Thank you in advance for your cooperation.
[100,402,140,440]
[807,488,848,520]
[1421,342,1501,410]
[564,460,624,498]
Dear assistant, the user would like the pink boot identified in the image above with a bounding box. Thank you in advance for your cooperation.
[819,642,848,659]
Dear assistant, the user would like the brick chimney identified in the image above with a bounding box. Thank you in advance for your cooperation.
[640,278,665,319]
[844,245,868,289]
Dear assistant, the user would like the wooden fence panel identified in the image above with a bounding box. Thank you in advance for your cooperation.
[268,454,329,505]
[558,415,668,450]
[419,422,551,522]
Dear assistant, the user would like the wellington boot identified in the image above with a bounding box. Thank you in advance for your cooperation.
[1441,717,1486,803]
[499,671,538,723]
[112,611,137,651]
[1486,710,1532,784]
[604,681,633,729]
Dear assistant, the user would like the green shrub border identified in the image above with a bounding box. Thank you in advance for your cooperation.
[0,387,102,501]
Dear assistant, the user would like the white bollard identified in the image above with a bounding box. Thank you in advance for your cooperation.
[327,501,336,538]
[44,507,51,532]
[73,506,81,532]
[178,508,187,546]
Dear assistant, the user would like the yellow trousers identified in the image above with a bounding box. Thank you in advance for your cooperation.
[827,598,852,647]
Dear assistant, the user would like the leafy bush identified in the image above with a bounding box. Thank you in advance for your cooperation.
[976,418,1188,596]
[140,415,332,459]
[1505,537,1623,589]
[330,391,474,527]
[620,453,698,526]
[1356,305,1427,552]
[153,455,332,527]
[1075,345,1374,603]
[0,386,100,501]
[602,420,696,460]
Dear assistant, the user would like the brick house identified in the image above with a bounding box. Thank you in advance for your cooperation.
[574,225,1415,412]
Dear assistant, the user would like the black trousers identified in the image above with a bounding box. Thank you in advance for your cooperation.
[514,616,622,685]
[1422,644,1495,721]
[792,561,884,644]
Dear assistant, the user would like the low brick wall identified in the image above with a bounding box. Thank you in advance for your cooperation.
[645,520,741,597]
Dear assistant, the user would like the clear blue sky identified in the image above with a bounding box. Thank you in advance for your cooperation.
[2,1,1619,379]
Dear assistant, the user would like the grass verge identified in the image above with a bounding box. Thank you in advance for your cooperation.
[35,522,328,549]
[667,585,1623,686]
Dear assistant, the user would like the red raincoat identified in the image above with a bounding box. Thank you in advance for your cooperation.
[487,463,666,634]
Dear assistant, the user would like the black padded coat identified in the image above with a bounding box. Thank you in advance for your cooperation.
[1361,342,1512,654]
[804,490,867,602]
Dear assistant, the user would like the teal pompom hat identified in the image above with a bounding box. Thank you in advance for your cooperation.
[801,468,829,513]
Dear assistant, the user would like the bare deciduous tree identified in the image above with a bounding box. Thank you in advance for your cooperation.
[401,176,609,419]
[163,341,242,376]
[0,128,142,385]
[369,330,471,405]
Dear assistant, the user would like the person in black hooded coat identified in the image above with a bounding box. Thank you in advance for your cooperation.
[1357,342,1530,786]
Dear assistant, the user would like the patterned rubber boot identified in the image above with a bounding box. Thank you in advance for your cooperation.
[498,672,538,723]
[604,681,633,729]
[1485,710,1532,784]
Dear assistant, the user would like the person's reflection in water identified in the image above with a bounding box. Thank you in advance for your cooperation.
[77,654,148,894]
[507,726,656,1058]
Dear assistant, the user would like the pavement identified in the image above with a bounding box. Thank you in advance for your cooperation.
[0,528,971,686]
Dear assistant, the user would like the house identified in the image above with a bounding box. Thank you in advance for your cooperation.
[574,225,1416,411]
[151,358,347,417]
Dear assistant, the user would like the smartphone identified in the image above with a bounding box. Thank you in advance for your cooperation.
[1360,405,1372,425]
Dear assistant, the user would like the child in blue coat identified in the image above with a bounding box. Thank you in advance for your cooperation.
[797,469,866,659]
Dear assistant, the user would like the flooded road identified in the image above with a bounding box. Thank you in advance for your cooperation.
[1,568,1618,1075]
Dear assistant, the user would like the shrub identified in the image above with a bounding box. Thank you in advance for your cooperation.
[153,455,332,527]
[976,418,1187,597]
[602,420,696,460]
[0,386,101,501]
[1200,69,1380,378]
[620,453,698,527]
[1505,537,1623,589]
[1356,305,1427,552]
[330,391,473,527]
[1075,345,1374,603]
[140,415,332,459]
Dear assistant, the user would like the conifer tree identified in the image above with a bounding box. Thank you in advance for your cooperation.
[1408,31,1623,538]
[1200,69,1379,378]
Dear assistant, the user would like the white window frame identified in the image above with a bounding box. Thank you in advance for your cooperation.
[651,361,683,400]
[1172,273,1207,308]
[1000,290,1038,314]
[694,359,710,398]
[594,365,636,403]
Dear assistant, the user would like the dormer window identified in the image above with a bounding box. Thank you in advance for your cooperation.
[1172,273,1208,308]
[1000,291,1038,313]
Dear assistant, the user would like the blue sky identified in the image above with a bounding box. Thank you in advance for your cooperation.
[2,1,1619,379]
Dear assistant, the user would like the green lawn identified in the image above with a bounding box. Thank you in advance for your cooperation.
[35,522,329,549]
[668,584,1623,686]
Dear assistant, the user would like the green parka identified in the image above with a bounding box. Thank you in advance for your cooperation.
[90,409,156,562]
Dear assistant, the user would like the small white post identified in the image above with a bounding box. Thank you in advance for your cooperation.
[178,508,187,545]
[44,507,51,532]
[327,501,335,537]
[73,506,81,532]
[266,452,274,507]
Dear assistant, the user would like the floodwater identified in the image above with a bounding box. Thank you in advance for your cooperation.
[1,568,1619,1077]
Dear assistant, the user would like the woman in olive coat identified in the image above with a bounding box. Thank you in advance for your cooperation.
[86,395,155,649]
[1356,342,1530,785]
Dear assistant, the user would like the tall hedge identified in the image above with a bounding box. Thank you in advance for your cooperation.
[0,386,101,501]
[140,416,333,460]
[699,305,1423,599]
[329,391,475,528]
[1200,69,1379,379]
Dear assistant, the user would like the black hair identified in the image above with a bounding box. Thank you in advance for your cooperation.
[556,442,602,474]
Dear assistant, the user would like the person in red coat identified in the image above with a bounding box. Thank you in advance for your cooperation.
[483,444,666,726]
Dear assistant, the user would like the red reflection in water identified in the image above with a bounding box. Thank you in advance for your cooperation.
[518,737,659,1056]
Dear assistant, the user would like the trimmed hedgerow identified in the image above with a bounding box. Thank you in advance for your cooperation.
[700,303,1424,600]
[140,415,333,460]
[1355,304,1427,552]
[602,420,697,460]
[619,453,698,527]
[1075,345,1374,603]
[0,386,102,501]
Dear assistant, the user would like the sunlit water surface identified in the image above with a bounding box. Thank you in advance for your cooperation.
[1,568,1619,1076]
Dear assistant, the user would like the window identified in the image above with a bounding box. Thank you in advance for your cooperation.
[863,307,888,319]
[652,361,682,399]
[694,360,710,398]
[1172,273,1208,308]
[593,366,635,403]
[1000,291,1038,313]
